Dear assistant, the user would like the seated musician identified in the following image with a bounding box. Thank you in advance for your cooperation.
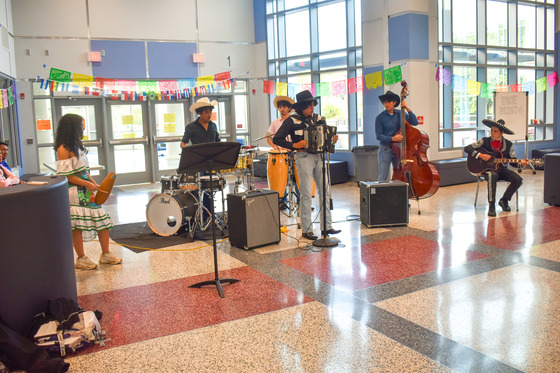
[464,119,528,217]
[273,90,340,241]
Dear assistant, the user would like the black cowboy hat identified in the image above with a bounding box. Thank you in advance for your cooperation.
[482,119,514,135]
[378,91,400,107]
[292,90,320,110]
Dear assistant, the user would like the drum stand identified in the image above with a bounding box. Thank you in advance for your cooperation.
[284,153,299,218]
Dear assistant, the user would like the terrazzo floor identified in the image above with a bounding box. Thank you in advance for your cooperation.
[65,170,559,372]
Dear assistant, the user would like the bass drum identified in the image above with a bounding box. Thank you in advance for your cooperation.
[146,192,198,236]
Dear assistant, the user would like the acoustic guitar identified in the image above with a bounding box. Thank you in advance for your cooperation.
[466,148,543,175]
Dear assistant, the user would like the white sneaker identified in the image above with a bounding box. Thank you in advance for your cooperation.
[75,256,98,270]
[99,252,122,265]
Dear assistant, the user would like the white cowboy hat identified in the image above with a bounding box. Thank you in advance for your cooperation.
[189,97,218,113]
[273,96,295,110]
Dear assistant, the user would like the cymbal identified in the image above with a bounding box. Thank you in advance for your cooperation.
[253,133,273,142]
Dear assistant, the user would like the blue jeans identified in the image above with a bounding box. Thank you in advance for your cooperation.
[295,152,332,234]
[378,143,398,181]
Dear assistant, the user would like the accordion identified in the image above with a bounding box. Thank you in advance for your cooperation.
[303,115,337,153]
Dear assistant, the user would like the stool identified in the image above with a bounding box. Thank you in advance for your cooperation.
[474,176,518,211]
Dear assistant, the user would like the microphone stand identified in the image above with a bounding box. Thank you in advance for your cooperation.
[312,123,338,248]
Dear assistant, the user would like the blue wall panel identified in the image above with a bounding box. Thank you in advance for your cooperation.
[147,42,198,79]
[253,0,266,43]
[91,40,147,79]
[388,13,429,62]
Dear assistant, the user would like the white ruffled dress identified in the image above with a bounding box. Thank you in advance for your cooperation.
[57,152,113,240]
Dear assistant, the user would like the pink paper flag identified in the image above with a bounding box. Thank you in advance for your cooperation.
[547,72,558,87]
[301,83,315,96]
[435,67,452,85]
[158,80,178,91]
[348,77,363,94]
[331,80,347,96]
[263,80,274,94]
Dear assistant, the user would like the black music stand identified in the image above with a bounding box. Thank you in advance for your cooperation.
[177,142,241,298]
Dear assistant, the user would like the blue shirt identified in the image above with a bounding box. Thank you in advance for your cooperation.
[375,109,418,145]
[1,160,10,172]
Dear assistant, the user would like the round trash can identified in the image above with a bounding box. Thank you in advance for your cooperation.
[352,145,379,184]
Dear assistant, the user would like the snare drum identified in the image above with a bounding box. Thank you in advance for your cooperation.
[198,175,225,191]
[267,149,289,198]
[146,191,198,236]
[160,175,180,194]
[178,173,198,192]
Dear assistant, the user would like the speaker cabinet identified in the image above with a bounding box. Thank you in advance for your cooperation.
[544,154,560,206]
[227,190,280,249]
[360,181,409,227]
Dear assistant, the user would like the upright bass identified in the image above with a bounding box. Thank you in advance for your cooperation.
[391,80,440,200]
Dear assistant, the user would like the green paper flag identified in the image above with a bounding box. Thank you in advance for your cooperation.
[536,77,547,93]
[317,82,331,96]
[7,87,14,105]
[49,68,71,83]
[383,65,402,86]
[138,81,158,93]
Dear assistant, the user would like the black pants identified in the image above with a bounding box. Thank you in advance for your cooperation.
[484,167,523,203]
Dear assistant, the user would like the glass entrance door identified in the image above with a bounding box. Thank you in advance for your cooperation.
[153,102,187,179]
[107,102,151,185]
[54,98,106,181]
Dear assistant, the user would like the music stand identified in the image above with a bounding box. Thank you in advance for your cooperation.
[177,142,241,298]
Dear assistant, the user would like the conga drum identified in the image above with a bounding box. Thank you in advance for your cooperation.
[294,163,316,198]
[267,149,289,198]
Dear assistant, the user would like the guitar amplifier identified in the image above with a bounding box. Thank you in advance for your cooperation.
[360,181,409,227]
[227,190,280,249]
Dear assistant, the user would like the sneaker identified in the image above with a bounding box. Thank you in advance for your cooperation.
[75,256,98,270]
[99,252,122,265]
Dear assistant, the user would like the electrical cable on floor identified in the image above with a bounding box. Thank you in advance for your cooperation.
[97,238,229,252]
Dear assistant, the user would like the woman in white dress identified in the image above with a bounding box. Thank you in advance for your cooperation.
[55,113,122,270]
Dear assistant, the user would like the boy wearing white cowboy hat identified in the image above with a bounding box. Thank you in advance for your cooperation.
[375,90,418,182]
[273,90,340,240]
[180,97,220,149]
[464,118,528,217]
[266,96,294,148]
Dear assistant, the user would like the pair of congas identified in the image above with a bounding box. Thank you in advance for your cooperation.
[266,149,316,198]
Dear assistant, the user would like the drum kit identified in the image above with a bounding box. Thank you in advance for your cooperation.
[146,145,259,237]
[146,171,228,237]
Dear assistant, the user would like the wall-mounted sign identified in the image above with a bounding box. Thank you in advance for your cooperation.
[193,53,204,63]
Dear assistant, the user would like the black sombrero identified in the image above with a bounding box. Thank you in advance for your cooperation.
[378,91,400,107]
[482,119,514,135]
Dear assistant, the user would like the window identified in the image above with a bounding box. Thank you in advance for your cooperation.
[438,0,556,150]
[266,0,363,150]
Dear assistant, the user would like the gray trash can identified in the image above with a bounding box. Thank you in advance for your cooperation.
[352,145,379,184]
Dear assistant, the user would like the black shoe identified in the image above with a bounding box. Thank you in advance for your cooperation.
[488,204,496,217]
[302,232,318,240]
[499,199,511,212]
[325,228,341,235]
